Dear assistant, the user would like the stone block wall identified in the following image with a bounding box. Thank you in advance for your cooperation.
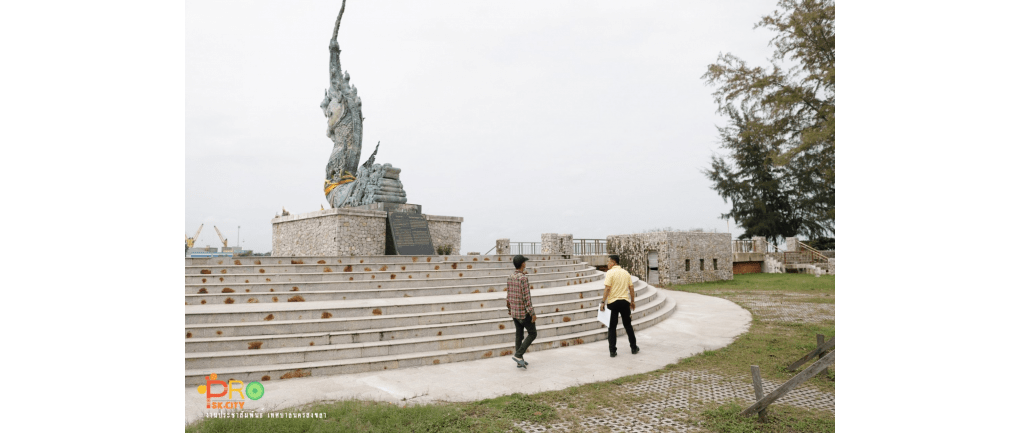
[496,239,509,255]
[272,208,462,256]
[424,215,463,255]
[606,231,733,285]
[558,234,573,255]
[541,233,560,254]
[733,261,762,275]
[272,208,387,256]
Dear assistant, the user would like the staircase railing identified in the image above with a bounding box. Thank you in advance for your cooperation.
[797,242,830,264]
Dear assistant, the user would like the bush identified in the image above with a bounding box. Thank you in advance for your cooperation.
[436,245,453,255]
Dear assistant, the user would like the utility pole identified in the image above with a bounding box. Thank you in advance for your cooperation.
[237,226,241,248]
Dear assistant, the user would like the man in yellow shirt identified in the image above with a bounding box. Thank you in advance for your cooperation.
[600,254,639,357]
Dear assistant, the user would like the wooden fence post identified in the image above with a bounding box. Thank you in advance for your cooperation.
[750,366,767,422]
[816,334,829,378]
[741,351,835,417]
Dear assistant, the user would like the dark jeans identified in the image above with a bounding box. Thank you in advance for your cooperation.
[607,299,637,353]
[513,315,537,358]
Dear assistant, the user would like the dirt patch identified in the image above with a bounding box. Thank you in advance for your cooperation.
[222,288,234,293]
[200,270,211,274]
[264,314,274,321]
[292,260,304,264]
[248,342,263,350]
[287,295,305,302]
[322,312,332,319]
[224,298,234,304]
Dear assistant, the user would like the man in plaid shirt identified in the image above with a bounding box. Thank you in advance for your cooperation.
[506,255,537,369]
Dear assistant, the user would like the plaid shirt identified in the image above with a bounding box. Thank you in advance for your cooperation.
[506,270,533,320]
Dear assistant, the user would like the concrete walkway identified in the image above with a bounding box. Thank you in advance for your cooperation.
[184,289,751,424]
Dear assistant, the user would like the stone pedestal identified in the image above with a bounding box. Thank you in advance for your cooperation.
[751,236,766,253]
[272,207,462,256]
[558,234,573,255]
[541,233,559,254]
[496,239,510,255]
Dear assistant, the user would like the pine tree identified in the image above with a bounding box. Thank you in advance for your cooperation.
[703,0,835,239]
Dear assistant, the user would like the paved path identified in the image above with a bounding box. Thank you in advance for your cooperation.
[184,289,751,424]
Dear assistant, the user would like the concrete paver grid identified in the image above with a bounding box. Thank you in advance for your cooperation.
[514,370,834,432]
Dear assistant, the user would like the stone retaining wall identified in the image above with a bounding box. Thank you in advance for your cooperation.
[425,215,463,255]
[272,208,462,256]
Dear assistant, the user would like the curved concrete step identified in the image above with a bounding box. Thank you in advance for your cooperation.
[185,283,660,352]
[185,276,614,325]
[186,254,575,268]
[185,258,580,275]
[184,287,675,386]
[184,262,590,285]
[184,266,599,294]
[184,284,632,339]
[185,272,604,304]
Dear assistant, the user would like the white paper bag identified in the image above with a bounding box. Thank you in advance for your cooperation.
[597,305,611,327]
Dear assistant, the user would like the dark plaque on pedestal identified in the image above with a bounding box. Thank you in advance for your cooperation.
[385,211,435,255]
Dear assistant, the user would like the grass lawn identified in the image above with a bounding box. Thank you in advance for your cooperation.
[185,273,835,432]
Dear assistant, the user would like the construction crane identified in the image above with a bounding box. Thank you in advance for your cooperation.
[185,224,203,249]
[213,225,229,248]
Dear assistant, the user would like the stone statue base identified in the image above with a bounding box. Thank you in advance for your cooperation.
[272,207,462,256]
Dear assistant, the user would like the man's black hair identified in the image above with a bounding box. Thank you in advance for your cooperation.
[608,254,620,265]
[513,255,529,269]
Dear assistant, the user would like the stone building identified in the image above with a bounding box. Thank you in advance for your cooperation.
[606,231,733,286]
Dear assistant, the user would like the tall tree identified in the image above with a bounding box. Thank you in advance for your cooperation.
[705,107,802,244]
[703,0,835,240]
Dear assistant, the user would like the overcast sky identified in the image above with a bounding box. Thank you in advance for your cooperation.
[186,0,786,254]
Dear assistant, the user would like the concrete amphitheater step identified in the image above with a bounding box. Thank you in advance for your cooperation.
[185,271,604,304]
[184,283,660,352]
[184,289,675,386]
[186,254,574,268]
[184,283,642,339]
[185,263,596,288]
[185,257,580,275]
[184,288,665,369]
[183,262,589,284]
[185,277,615,325]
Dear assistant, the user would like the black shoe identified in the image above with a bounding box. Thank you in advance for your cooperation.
[512,356,527,369]
[610,351,617,357]
[632,347,640,355]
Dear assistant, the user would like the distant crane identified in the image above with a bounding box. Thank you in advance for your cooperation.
[185,224,204,249]
[213,226,229,249]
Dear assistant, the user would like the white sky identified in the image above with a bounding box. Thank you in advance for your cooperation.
[186,0,784,253]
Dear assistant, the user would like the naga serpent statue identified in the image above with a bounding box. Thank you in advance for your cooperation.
[322,0,407,208]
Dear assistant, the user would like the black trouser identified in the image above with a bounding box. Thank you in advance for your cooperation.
[608,299,637,353]
[513,315,537,358]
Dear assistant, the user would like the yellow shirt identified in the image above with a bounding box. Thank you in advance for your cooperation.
[603,265,633,304]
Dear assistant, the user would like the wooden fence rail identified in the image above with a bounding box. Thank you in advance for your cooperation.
[741,351,835,417]
[742,335,835,418]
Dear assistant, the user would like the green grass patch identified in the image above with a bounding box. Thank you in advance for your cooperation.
[695,401,835,433]
[677,273,835,295]
[185,394,555,433]
[665,274,835,393]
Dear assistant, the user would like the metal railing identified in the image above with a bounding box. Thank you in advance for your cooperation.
[487,239,608,255]
[796,242,830,264]
[506,242,541,255]
[732,240,755,253]
[573,239,606,255]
